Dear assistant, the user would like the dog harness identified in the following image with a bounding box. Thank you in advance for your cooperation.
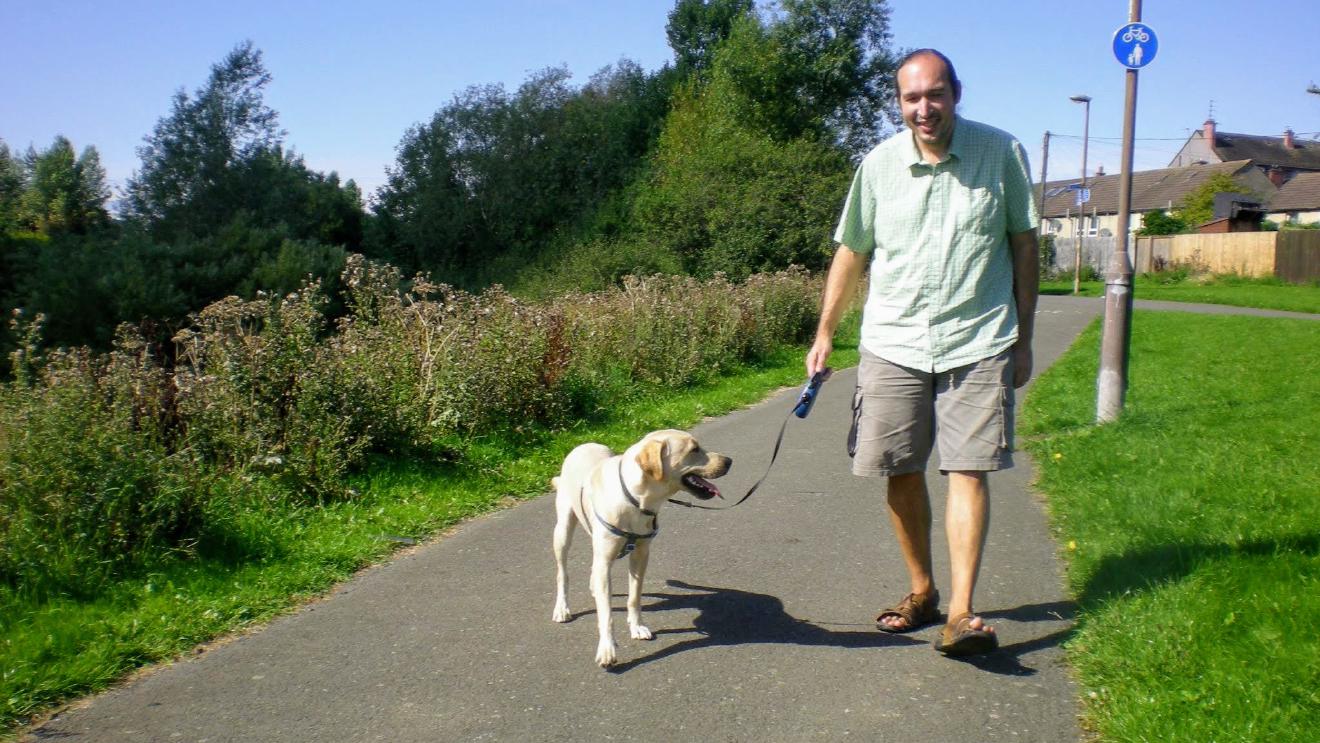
[580,461,658,560]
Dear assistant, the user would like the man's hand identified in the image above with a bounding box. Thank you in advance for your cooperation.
[1012,343,1032,388]
[806,336,833,377]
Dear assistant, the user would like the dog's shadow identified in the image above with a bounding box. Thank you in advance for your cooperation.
[597,579,923,672]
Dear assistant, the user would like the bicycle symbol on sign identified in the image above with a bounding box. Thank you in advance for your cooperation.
[1121,25,1150,43]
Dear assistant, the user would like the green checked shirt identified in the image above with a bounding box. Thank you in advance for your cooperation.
[834,116,1038,373]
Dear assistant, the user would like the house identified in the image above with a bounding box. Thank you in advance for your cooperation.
[1169,119,1320,186]
[1266,171,1320,225]
[1036,160,1276,239]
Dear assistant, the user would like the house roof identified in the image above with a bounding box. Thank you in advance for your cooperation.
[1210,131,1320,171]
[1038,160,1261,218]
[1269,171,1320,211]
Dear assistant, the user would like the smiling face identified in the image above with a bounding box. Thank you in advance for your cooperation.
[897,52,960,162]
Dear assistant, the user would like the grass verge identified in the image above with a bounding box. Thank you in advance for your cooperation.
[1,315,859,737]
[1020,311,1320,741]
[1040,273,1320,314]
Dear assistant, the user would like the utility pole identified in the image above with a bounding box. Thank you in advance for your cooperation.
[1070,95,1092,295]
[1097,0,1147,423]
[1039,131,1050,237]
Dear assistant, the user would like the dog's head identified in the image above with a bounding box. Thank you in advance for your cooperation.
[632,429,732,501]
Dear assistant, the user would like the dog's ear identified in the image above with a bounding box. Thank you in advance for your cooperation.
[638,439,668,482]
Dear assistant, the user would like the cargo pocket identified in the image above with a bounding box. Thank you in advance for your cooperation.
[847,384,863,458]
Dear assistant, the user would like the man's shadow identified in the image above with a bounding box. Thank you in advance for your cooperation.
[599,579,919,672]
[595,580,1074,674]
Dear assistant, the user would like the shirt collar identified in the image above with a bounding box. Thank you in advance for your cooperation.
[903,114,964,168]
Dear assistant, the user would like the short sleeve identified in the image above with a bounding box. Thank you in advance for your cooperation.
[1003,139,1038,234]
[833,164,876,253]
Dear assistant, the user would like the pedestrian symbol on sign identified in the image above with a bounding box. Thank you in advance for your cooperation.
[1113,23,1158,69]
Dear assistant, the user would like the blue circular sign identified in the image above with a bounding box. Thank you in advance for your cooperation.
[1113,23,1158,68]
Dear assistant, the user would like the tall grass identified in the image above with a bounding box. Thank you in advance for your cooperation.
[1,256,821,606]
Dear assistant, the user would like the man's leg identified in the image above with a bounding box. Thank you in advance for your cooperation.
[885,472,934,598]
[945,471,991,630]
[876,471,936,631]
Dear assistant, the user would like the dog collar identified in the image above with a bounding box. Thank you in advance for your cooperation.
[617,462,657,518]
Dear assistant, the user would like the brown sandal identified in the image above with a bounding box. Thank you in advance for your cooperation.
[875,590,940,633]
[933,612,998,656]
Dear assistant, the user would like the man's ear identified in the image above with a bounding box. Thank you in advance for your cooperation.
[638,439,667,482]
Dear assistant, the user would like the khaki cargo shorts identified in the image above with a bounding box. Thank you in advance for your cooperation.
[849,347,1014,476]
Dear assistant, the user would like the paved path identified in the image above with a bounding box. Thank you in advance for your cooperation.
[29,296,1312,742]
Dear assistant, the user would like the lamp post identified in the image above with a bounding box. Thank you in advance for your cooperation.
[1070,94,1092,295]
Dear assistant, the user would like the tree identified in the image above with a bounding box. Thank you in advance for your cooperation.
[710,0,899,154]
[370,62,670,284]
[13,136,109,234]
[124,40,283,240]
[1136,209,1187,236]
[1171,172,1256,230]
[666,0,755,74]
[0,140,27,233]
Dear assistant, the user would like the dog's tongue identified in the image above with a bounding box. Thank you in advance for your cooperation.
[682,474,722,500]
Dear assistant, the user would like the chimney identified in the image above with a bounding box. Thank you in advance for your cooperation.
[1095,164,1105,176]
[1268,167,1287,187]
[1283,128,1296,149]
[1203,119,1216,144]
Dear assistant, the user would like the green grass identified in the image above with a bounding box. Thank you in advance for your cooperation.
[1020,311,1320,741]
[0,316,860,737]
[1040,272,1320,314]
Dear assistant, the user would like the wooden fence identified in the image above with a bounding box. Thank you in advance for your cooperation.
[1123,231,1320,283]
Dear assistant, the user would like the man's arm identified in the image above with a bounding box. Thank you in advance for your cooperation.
[1008,228,1039,388]
[806,245,868,376]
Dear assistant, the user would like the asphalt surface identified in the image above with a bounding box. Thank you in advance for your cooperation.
[30,295,1313,743]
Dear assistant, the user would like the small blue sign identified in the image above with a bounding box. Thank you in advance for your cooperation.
[1113,23,1158,69]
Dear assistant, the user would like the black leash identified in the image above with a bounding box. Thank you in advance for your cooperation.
[668,368,831,511]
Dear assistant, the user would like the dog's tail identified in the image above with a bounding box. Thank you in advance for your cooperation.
[550,476,560,491]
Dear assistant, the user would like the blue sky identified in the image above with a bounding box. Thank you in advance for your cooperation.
[4,1,1318,205]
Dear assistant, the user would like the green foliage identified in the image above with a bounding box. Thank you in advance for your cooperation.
[124,41,283,239]
[368,61,669,286]
[0,259,821,607]
[0,136,110,236]
[631,80,849,278]
[1137,208,1188,236]
[1,315,195,598]
[1170,172,1255,230]
[666,0,754,74]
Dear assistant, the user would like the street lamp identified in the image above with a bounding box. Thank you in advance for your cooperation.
[1070,94,1091,295]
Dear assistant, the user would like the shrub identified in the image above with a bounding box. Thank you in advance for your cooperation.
[0,256,822,597]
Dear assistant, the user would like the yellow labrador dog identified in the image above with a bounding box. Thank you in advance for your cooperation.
[551,429,732,667]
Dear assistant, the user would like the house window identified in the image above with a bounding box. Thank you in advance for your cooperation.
[1086,215,1099,237]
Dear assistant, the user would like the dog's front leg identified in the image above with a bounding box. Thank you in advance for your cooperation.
[590,546,618,667]
[626,542,652,641]
[551,514,575,623]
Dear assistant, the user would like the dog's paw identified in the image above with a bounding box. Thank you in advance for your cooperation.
[595,639,618,667]
[552,602,571,623]
[629,623,653,641]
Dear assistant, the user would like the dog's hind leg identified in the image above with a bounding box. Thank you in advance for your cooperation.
[551,493,577,623]
[626,541,653,641]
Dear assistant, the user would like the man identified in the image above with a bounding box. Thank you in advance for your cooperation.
[806,49,1039,656]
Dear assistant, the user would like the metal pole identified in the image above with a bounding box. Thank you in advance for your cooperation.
[1097,0,1141,423]
[1039,131,1050,262]
[1071,96,1092,294]
[1039,131,1050,224]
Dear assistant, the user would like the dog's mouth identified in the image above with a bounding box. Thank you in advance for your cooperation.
[681,474,721,500]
